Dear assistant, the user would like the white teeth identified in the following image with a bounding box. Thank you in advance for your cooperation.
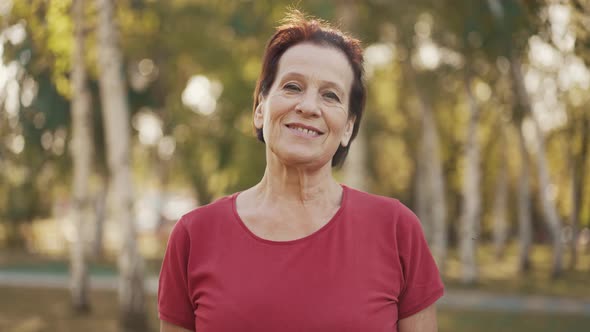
[293,126,318,136]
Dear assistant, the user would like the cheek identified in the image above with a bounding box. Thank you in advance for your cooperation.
[261,107,282,141]
[265,98,291,124]
[327,112,350,133]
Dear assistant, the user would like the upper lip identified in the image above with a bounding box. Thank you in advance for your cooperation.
[285,122,324,134]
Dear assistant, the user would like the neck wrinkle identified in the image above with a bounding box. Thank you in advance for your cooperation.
[255,153,342,208]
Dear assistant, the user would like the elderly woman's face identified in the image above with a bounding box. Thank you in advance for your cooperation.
[254,43,355,168]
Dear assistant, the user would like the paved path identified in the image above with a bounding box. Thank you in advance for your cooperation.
[1,271,589,316]
[437,289,590,316]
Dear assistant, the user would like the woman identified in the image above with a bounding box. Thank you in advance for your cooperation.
[159,10,443,332]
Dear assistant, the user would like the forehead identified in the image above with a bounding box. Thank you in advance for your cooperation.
[275,43,354,91]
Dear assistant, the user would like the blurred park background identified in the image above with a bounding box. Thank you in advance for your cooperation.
[1,0,590,331]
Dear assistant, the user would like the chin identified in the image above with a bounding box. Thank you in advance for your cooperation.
[269,142,336,167]
[271,148,314,164]
[282,153,334,169]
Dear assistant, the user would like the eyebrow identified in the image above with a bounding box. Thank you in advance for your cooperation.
[279,71,346,95]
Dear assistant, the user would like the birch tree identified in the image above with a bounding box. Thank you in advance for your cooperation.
[96,0,147,329]
[568,109,589,270]
[459,72,481,284]
[486,0,536,274]
[404,61,448,271]
[338,0,369,191]
[69,0,92,312]
[515,124,533,272]
[433,1,490,284]
[387,1,449,271]
[492,124,509,260]
[509,52,564,277]
[417,88,448,272]
[568,0,590,271]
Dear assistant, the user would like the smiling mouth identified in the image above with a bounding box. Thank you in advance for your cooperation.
[285,124,324,137]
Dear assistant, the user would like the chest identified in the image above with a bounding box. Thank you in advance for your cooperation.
[186,228,403,332]
[238,206,340,242]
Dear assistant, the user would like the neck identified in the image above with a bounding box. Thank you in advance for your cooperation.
[253,152,342,206]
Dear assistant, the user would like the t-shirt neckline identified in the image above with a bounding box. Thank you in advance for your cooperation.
[231,184,349,245]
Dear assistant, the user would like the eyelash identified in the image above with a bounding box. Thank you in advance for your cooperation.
[283,83,341,103]
[323,92,340,102]
[283,83,301,92]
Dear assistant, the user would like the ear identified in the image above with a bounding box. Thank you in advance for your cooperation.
[253,95,265,130]
[340,116,356,147]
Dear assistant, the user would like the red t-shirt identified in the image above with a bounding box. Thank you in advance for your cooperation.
[158,185,444,331]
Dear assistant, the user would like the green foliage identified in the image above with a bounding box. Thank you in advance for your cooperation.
[1,0,590,245]
[46,0,73,97]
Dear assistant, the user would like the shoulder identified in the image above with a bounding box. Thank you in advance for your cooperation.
[163,194,238,263]
[175,193,236,234]
[344,186,422,231]
[345,186,416,218]
[345,186,398,212]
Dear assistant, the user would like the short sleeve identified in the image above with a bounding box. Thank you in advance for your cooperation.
[395,201,444,319]
[158,218,196,331]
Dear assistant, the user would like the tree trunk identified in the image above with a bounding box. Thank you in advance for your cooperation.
[91,175,107,259]
[509,54,563,278]
[154,150,170,229]
[459,75,481,284]
[509,53,533,273]
[403,63,447,272]
[486,1,536,273]
[532,117,564,278]
[569,155,580,270]
[422,96,448,274]
[69,0,92,313]
[337,0,370,191]
[96,0,147,330]
[415,142,432,243]
[343,124,369,190]
[492,125,509,260]
[516,126,533,273]
[569,116,589,270]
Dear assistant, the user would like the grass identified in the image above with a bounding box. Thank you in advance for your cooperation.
[438,308,590,332]
[0,250,163,276]
[0,239,590,299]
[1,241,589,331]
[0,287,158,332]
[3,241,590,299]
[443,242,590,299]
[0,286,588,332]
[4,217,589,299]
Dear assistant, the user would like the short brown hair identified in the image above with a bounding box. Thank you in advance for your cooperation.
[253,10,366,167]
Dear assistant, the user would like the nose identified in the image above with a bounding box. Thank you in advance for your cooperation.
[295,90,321,117]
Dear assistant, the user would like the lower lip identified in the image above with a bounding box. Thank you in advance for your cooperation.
[286,126,322,139]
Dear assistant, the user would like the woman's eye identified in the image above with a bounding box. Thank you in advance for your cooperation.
[284,83,301,92]
[324,92,341,102]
